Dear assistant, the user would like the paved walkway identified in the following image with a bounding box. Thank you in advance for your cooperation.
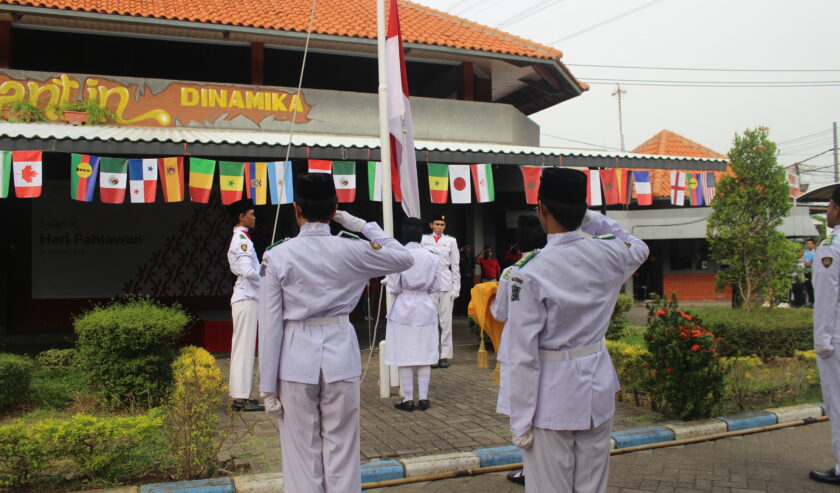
[367,420,838,492]
[214,318,660,473]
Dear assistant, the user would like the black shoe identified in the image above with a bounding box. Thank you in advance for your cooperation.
[394,400,415,412]
[810,468,840,485]
[439,359,449,368]
[431,361,441,369]
[418,399,430,410]
[507,470,525,485]
[232,399,265,412]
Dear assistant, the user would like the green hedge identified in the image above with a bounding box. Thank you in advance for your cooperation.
[690,307,813,360]
[0,353,35,411]
[35,348,76,371]
[607,294,634,340]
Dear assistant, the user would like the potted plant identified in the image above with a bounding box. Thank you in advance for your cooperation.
[61,99,116,125]
[3,100,47,123]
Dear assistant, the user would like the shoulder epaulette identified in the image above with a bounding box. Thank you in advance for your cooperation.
[514,250,538,269]
[338,230,361,240]
[501,266,515,280]
[594,234,617,240]
[265,238,288,251]
[824,235,835,246]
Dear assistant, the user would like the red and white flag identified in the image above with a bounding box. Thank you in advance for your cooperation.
[386,0,420,217]
[584,169,602,207]
[670,171,686,206]
[13,150,42,198]
[308,159,332,174]
[449,165,471,203]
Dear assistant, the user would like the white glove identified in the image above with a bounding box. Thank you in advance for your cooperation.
[816,345,835,359]
[450,291,459,300]
[333,210,367,233]
[512,429,533,449]
[380,277,389,286]
[260,392,283,418]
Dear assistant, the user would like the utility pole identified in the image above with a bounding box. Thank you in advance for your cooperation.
[833,121,838,183]
[612,83,627,152]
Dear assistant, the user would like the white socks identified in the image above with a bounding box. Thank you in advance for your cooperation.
[417,365,431,400]
[399,365,432,401]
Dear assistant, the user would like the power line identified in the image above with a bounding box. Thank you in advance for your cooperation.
[784,149,834,167]
[566,63,840,73]
[777,129,832,145]
[540,132,622,151]
[495,0,564,29]
[549,0,665,45]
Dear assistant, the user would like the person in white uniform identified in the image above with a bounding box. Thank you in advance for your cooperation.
[491,214,546,486]
[420,213,460,368]
[226,198,264,412]
[384,217,440,412]
[508,168,649,493]
[258,173,414,493]
[810,185,840,486]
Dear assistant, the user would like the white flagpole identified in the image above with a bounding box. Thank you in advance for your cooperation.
[376,0,394,238]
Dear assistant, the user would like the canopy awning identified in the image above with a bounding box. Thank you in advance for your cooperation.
[796,182,839,203]
[0,123,728,170]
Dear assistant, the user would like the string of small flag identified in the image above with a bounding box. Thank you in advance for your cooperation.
[0,150,715,206]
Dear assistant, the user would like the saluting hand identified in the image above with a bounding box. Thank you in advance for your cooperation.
[334,210,367,232]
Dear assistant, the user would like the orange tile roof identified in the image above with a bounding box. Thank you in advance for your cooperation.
[1,0,564,60]
[631,129,730,198]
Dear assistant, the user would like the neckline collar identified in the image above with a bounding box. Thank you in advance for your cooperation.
[299,222,331,236]
[546,230,583,245]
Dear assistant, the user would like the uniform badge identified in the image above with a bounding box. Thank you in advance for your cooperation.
[370,241,382,250]
[625,242,632,248]
[511,284,521,302]
[823,257,834,268]
[241,244,248,252]
[260,263,267,277]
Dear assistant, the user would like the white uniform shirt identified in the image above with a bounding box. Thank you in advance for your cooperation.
[508,211,649,436]
[814,225,840,346]
[258,221,414,392]
[227,226,260,304]
[421,233,460,293]
[492,261,529,365]
[386,243,440,326]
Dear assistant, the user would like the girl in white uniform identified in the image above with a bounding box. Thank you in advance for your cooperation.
[384,217,440,411]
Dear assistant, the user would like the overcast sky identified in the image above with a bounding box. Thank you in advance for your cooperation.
[414,0,840,188]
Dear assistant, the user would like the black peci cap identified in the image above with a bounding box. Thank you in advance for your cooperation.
[430,213,446,222]
[226,198,254,217]
[538,168,587,204]
[296,172,336,200]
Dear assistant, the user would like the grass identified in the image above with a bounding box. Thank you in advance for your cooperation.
[29,367,85,410]
[619,325,646,347]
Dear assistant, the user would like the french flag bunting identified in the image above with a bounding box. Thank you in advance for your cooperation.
[632,170,652,206]
[128,158,158,203]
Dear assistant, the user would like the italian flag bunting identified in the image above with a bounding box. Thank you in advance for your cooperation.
[332,161,356,203]
[368,161,382,202]
[427,163,449,204]
[471,163,494,203]
[12,150,42,198]
[189,158,215,203]
[70,153,100,202]
[158,157,185,202]
[1,151,13,198]
[219,161,244,205]
[99,157,128,204]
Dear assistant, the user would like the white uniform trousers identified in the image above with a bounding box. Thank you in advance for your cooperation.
[818,352,840,470]
[229,299,258,399]
[522,418,612,493]
[430,292,454,359]
[279,375,361,493]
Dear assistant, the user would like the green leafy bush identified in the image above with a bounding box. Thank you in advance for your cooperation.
[606,340,650,406]
[643,296,727,420]
[36,348,77,370]
[74,297,190,409]
[30,366,85,410]
[0,353,35,412]
[0,421,49,489]
[691,307,813,360]
[607,294,634,340]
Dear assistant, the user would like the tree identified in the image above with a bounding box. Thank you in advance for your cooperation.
[707,127,800,310]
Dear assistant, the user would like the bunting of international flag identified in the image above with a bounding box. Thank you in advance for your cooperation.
[632,170,652,206]
[12,150,42,198]
[128,158,157,203]
[245,161,268,205]
[670,171,686,206]
[267,161,294,205]
[332,161,356,203]
[368,161,382,202]
[471,164,495,203]
[521,167,542,205]
[70,153,100,202]
[219,161,244,205]
[189,158,216,203]
[0,151,10,199]
[428,163,449,204]
[99,158,128,204]
[158,157,185,202]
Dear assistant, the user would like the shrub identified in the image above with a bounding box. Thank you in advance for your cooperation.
[721,355,764,411]
[30,365,85,410]
[167,346,228,480]
[643,296,727,420]
[74,296,191,409]
[0,421,49,489]
[692,307,813,359]
[0,353,35,412]
[36,348,77,370]
[607,294,633,340]
[606,340,650,406]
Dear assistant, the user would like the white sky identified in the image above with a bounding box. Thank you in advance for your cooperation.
[413,0,840,189]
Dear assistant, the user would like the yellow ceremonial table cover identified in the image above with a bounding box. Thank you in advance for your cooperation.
[467,281,505,353]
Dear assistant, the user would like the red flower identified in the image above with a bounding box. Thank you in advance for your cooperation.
[651,369,658,376]
[656,309,666,317]
[678,311,692,321]
[691,345,700,351]
[666,368,673,374]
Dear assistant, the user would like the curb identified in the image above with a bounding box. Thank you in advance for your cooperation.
[74,402,827,493]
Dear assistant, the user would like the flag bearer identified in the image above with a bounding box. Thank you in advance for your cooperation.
[421,213,460,368]
[508,168,648,493]
[809,186,840,486]
[226,198,264,412]
[258,173,413,493]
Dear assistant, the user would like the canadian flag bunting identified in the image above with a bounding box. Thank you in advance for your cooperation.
[12,150,42,198]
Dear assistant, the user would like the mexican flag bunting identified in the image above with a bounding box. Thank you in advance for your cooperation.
[158,157,185,202]
[368,161,382,202]
[308,159,332,173]
[521,166,542,205]
[0,151,10,198]
[585,169,602,207]
[128,158,158,203]
[449,165,471,204]
[245,161,268,205]
[99,157,128,204]
[189,158,215,203]
[427,163,448,204]
[267,161,294,205]
[471,164,494,203]
[12,150,42,198]
[219,161,244,205]
[70,153,100,202]
[599,169,620,205]
[332,161,356,203]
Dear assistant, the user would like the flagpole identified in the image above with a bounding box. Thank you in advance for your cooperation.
[376,0,394,238]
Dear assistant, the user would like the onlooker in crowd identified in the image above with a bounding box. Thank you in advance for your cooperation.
[455,243,475,316]
[803,238,816,306]
[501,243,523,269]
[475,246,501,282]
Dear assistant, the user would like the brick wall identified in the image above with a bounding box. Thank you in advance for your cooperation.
[663,272,731,302]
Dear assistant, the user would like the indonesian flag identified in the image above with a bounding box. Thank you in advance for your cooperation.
[427,163,449,204]
[632,170,652,206]
[333,161,356,203]
[70,153,100,202]
[449,165,471,203]
[158,157,185,202]
[670,171,686,206]
[521,166,542,205]
[12,150,42,198]
[585,169,602,207]
[386,0,421,217]
[368,161,382,202]
[471,164,495,203]
[600,169,621,205]
[308,159,332,173]
[99,157,128,204]
[0,151,10,198]
[128,158,158,203]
